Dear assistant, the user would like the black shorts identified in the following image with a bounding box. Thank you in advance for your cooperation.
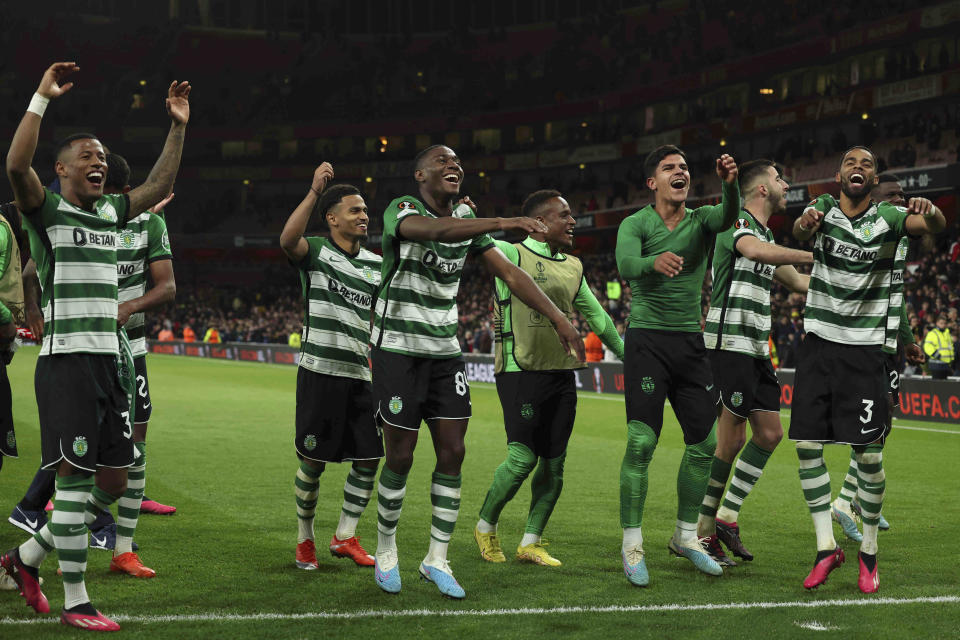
[789,334,890,445]
[496,370,577,459]
[709,350,781,419]
[0,361,17,458]
[371,347,471,430]
[295,368,383,463]
[884,352,901,408]
[623,328,719,445]
[36,354,135,472]
[133,356,152,423]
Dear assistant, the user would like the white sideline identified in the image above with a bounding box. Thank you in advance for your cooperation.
[1,595,957,625]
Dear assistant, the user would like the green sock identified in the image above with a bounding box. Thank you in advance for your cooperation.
[116,442,146,554]
[677,426,716,526]
[376,467,407,552]
[697,455,732,536]
[50,474,94,609]
[716,440,774,523]
[479,443,536,526]
[620,421,658,528]
[426,472,461,563]
[836,449,858,506]
[336,465,376,540]
[525,453,565,536]
[295,460,322,543]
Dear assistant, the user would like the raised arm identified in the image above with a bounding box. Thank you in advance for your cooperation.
[712,154,741,232]
[279,163,334,262]
[7,62,79,212]
[126,81,191,218]
[736,235,813,266]
[480,247,585,362]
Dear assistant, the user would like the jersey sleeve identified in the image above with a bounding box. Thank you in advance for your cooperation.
[616,214,657,278]
[700,180,741,234]
[493,240,520,265]
[146,213,173,262]
[573,276,624,359]
[298,237,325,269]
[457,205,495,255]
[877,202,909,237]
[0,224,10,325]
[385,197,426,243]
[104,193,130,229]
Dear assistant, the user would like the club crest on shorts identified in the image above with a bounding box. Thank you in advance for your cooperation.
[641,376,655,394]
[731,392,743,408]
[521,403,534,420]
[303,434,317,451]
[5,430,15,450]
[389,395,403,414]
[73,436,89,457]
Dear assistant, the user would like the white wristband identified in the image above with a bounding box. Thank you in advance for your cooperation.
[27,93,49,117]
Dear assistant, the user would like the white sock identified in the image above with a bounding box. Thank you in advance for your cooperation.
[298,518,314,544]
[476,519,496,535]
[335,511,359,541]
[622,526,643,552]
[519,533,540,547]
[424,538,448,565]
[674,519,698,545]
[861,524,879,555]
[18,534,50,568]
[63,580,90,610]
[813,511,837,551]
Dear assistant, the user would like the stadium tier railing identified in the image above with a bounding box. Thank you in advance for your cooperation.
[147,341,959,424]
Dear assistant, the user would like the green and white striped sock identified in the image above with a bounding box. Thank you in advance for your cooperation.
[697,456,732,536]
[116,442,146,555]
[836,450,858,506]
[295,460,322,544]
[50,474,94,609]
[716,441,774,524]
[376,467,407,555]
[797,442,836,551]
[855,446,885,555]
[426,472,461,564]
[336,465,376,540]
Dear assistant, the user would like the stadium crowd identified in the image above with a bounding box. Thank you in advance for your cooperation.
[149,218,960,376]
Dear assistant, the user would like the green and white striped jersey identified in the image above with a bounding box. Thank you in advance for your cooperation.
[704,211,776,359]
[883,236,908,354]
[804,194,909,346]
[298,237,381,381]
[23,188,129,355]
[117,212,172,358]
[372,196,494,358]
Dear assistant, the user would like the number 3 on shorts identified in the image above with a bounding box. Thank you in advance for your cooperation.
[454,371,468,397]
[859,399,873,425]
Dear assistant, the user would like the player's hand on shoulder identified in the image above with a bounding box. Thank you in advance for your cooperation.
[716,153,738,183]
[37,62,79,99]
[456,196,477,214]
[500,216,547,235]
[313,163,334,193]
[653,251,683,277]
[165,80,192,125]
[906,197,933,216]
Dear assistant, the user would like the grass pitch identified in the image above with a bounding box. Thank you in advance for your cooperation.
[1,347,958,638]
